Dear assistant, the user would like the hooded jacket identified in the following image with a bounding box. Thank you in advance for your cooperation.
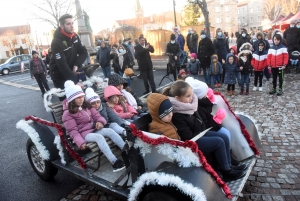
[267,34,289,68]
[223,53,239,84]
[251,47,268,71]
[147,93,180,140]
[62,99,107,148]
[104,86,137,119]
[229,46,238,63]
[253,31,270,52]
[208,54,222,75]
[237,31,251,53]
[187,58,200,74]
[49,28,87,86]
[238,50,253,74]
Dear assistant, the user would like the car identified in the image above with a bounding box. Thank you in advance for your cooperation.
[17,74,261,201]
[0,54,32,75]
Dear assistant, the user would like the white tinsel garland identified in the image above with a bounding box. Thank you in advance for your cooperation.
[134,138,201,168]
[16,120,50,160]
[54,136,66,165]
[43,88,65,112]
[128,172,207,201]
[235,111,261,139]
[82,76,103,88]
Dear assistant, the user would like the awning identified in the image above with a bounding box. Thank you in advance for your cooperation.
[271,15,285,24]
[280,10,300,25]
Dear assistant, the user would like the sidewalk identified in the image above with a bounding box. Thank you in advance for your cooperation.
[61,73,300,201]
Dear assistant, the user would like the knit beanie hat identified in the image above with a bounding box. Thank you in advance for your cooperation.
[170,34,176,40]
[64,80,85,103]
[185,77,208,99]
[200,30,206,35]
[32,50,38,55]
[190,53,197,59]
[85,87,100,103]
[108,73,128,88]
[159,99,173,119]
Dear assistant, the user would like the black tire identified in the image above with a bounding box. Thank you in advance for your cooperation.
[142,191,178,201]
[1,68,10,75]
[26,138,58,181]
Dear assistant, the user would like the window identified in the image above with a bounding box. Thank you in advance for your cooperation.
[238,9,240,14]
[242,17,245,22]
[257,16,260,22]
[225,6,229,12]
[238,18,241,24]
[21,55,31,61]
[250,17,253,23]
[257,7,260,12]
[215,6,220,12]
[250,8,253,13]
[216,18,221,23]
[226,17,230,23]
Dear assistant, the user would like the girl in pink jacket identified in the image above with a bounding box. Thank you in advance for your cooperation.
[104,86,139,122]
[62,81,126,172]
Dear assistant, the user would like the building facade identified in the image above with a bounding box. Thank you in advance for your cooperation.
[207,0,239,37]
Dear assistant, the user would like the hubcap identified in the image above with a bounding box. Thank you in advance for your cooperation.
[30,145,45,173]
[3,69,9,75]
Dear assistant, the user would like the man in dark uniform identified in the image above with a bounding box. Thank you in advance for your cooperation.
[49,14,87,94]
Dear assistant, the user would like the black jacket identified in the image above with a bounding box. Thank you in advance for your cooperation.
[187,33,199,48]
[238,56,252,74]
[97,46,111,67]
[197,98,221,132]
[172,111,206,141]
[49,28,87,84]
[134,44,154,71]
[166,41,181,66]
[283,27,299,51]
[113,52,131,72]
[197,37,214,67]
[237,36,251,53]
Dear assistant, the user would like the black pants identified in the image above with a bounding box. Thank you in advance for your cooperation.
[254,71,263,87]
[271,68,284,89]
[140,69,156,92]
[227,84,235,90]
[34,73,50,94]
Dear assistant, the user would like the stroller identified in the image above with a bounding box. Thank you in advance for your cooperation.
[288,50,300,74]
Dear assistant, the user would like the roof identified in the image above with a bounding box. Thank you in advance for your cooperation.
[237,0,251,7]
[281,10,300,25]
[0,25,31,36]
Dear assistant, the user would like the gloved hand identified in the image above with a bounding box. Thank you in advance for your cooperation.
[207,88,215,103]
[213,108,226,124]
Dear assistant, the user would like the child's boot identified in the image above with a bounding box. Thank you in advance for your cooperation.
[240,89,244,95]
[232,90,237,95]
[226,90,232,96]
[277,88,283,96]
[259,87,263,92]
[245,89,249,95]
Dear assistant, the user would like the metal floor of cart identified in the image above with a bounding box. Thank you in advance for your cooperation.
[228,157,257,201]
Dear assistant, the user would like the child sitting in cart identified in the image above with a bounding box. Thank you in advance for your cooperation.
[104,85,140,122]
[62,81,126,172]
[85,87,130,136]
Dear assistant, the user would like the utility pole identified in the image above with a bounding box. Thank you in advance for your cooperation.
[173,0,177,27]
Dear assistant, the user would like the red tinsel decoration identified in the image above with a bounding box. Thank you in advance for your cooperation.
[213,91,260,155]
[24,115,87,169]
[129,124,233,199]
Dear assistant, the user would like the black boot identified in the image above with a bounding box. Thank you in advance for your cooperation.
[231,164,248,171]
[221,168,247,181]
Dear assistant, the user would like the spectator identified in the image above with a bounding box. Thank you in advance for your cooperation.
[134,36,157,94]
[97,41,111,79]
[253,31,270,52]
[187,53,201,80]
[122,38,135,68]
[237,29,251,53]
[166,33,181,80]
[283,20,299,53]
[198,30,214,86]
[111,44,119,74]
[113,45,131,86]
[186,28,199,54]
[49,14,87,94]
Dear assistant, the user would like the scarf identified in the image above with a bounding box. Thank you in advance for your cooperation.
[213,61,217,73]
[169,93,198,115]
[118,50,126,68]
[60,28,76,40]
[241,56,247,63]
[121,89,138,109]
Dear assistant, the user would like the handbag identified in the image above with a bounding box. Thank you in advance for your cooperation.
[124,66,134,76]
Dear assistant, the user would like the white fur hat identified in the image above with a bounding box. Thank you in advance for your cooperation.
[64,80,85,103]
[85,87,100,103]
[185,77,208,99]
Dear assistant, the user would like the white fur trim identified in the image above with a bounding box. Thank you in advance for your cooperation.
[16,120,50,160]
[239,42,253,52]
[128,172,207,201]
[82,76,104,88]
[43,88,65,112]
[54,136,66,165]
[134,137,201,168]
[235,111,261,140]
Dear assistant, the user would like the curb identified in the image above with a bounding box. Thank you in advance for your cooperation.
[0,79,40,91]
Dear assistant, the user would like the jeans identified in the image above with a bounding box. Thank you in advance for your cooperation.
[195,131,231,170]
[202,67,211,85]
[290,59,298,65]
[240,73,250,90]
[213,74,221,84]
[235,72,241,87]
[102,65,111,78]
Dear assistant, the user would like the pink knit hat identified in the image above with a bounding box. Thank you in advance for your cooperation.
[190,53,197,59]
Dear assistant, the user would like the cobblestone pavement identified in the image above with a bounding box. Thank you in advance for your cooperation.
[61,73,300,201]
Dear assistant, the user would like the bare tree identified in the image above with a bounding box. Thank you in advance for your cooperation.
[114,26,142,43]
[20,26,35,54]
[280,0,300,16]
[1,30,18,56]
[188,0,211,38]
[97,29,113,41]
[264,0,282,21]
[30,0,77,29]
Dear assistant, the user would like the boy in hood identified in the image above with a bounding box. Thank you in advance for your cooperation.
[229,46,240,87]
[222,53,240,96]
[187,53,201,80]
[267,33,288,96]
[209,54,223,87]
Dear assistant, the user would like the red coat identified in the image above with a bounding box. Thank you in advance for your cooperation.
[267,44,288,68]
[251,51,268,71]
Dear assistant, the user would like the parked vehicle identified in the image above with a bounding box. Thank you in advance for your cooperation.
[0,54,32,75]
[17,73,261,201]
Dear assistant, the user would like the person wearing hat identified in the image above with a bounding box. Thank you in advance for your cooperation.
[49,14,87,97]
[187,53,201,80]
[29,50,50,97]
[198,30,214,86]
[147,93,181,140]
[62,80,126,172]
[177,69,187,80]
[166,33,182,81]
[162,80,247,181]
[251,41,268,92]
